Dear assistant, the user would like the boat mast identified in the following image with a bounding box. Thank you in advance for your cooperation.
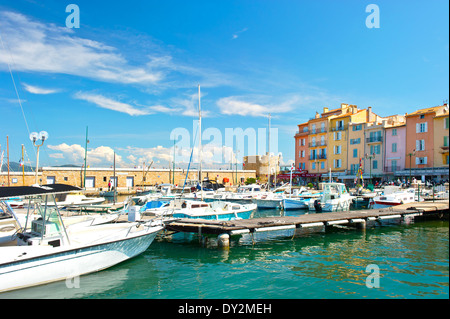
[268,113,271,189]
[113,151,116,204]
[198,84,203,200]
[83,126,88,189]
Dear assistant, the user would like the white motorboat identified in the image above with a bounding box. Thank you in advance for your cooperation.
[47,191,105,208]
[209,184,264,202]
[371,187,421,208]
[0,184,163,293]
[252,192,284,209]
[143,198,256,221]
[307,183,354,212]
[283,193,321,210]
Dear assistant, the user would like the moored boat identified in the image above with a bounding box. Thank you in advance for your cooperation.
[0,184,163,293]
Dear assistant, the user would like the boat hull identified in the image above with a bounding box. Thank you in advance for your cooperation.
[173,209,254,221]
[253,198,282,209]
[0,225,162,293]
[283,198,308,210]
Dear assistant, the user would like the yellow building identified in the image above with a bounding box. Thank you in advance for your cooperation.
[328,106,368,175]
[433,108,449,168]
[308,105,346,175]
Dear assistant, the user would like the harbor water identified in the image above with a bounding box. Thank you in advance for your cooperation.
[0,206,448,299]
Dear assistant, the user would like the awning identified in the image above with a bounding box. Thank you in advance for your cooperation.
[0,184,82,199]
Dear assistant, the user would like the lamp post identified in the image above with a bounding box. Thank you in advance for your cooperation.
[365,152,375,185]
[29,131,49,185]
[408,149,416,184]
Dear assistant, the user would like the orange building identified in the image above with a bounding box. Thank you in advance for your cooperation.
[405,105,448,178]
[294,122,309,171]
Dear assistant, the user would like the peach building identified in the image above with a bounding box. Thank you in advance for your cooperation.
[294,122,309,171]
[405,105,449,181]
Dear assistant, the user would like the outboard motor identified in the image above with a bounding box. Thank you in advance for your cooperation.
[314,199,322,212]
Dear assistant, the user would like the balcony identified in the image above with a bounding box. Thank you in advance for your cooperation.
[309,141,327,147]
[295,129,309,136]
[309,154,327,160]
[440,145,449,154]
[384,166,399,173]
[330,124,347,132]
[366,136,383,143]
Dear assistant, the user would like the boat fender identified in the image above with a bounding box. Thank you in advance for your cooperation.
[314,200,322,212]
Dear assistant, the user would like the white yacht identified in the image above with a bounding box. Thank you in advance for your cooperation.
[371,186,421,208]
[142,198,256,221]
[0,184,163,293]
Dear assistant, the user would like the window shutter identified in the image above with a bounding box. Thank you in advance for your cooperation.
[416,140,420,150]
[415,157,419,165]
[424,157,427,164]
[416,123,420,133]
[424,122,428,132]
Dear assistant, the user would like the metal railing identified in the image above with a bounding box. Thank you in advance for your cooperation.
[366,136,383,143]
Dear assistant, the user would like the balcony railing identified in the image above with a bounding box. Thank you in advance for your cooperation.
[309,141,327,147]
[384,166,399,173]
[309,154,327,160]
[330,124,348,132]
[366,136,383,143]
[295,129,309,136]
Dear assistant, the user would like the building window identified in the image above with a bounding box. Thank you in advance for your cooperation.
[416,122,428,133]
[420,114,425,119]
[445,117,449,129]
[416,139,425,151]
[312,162,316,170]
[334,159,342,168]
[416,157,428,165]
[392,143,397,153]
[353,148,358,158]
[444,136,448,147]
[391,160,397,172]
[352,124,362,131]
[334,131,342,140]
[321,162,325,169]
[392,128,397,136]
[370,144,381,154]
[373,160,378,169]
[64,177,68,181]
[334,145,341,154]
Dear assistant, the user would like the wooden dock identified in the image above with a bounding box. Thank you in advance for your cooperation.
[164,201,449,245]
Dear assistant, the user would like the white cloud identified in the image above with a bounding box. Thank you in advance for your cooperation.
[73,92,150,116]
[217,95,298,117]
[232,28,248,40]
[47,143,125,167]
[23,83,59,94]
[0,11,162,85]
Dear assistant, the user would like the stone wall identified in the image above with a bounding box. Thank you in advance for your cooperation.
[1,167,256,189]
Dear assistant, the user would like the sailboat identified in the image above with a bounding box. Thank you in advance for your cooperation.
[0,184,163,292]
[153,85,256,220]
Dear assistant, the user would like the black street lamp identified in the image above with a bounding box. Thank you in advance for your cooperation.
[365,152,375,185]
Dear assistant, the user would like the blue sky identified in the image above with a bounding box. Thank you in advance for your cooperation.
[0,0,448,170]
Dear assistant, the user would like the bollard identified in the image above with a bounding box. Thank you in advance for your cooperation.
[218,233,230,248]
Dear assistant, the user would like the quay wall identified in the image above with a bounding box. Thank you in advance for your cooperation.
[0,167,256,190]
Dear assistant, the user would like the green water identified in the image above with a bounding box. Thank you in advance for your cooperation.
[1,209,448,300]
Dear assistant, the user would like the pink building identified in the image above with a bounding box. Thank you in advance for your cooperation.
[384,124,406,177]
